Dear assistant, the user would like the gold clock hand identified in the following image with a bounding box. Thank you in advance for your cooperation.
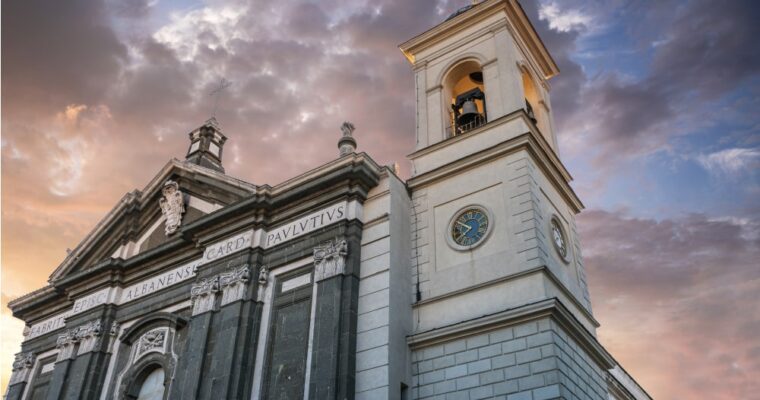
[456,221,472,233]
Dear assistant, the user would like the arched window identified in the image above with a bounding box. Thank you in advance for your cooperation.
[135,367,165,400]
[521,68,542,129]
[443,60,487,136]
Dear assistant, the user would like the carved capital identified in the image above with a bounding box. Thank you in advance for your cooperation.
[56,329,79,362]
[191,276,219,315]
[219,264,251,306]
[313,239,348,282]
[9,352,34,385]
[76,319,103,355]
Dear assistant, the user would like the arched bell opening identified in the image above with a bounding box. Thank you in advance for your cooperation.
[443,60,488,137]
[521,68,542,130]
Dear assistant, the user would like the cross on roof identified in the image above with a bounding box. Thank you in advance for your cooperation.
[209,77,232,118]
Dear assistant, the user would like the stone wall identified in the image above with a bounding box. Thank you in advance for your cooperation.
[410,317,608,400]
[356,173,413,399]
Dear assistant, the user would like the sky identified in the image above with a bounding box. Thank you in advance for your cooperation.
[1,0,759,398]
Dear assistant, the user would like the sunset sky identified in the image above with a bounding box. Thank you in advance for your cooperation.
[2,0,759,398]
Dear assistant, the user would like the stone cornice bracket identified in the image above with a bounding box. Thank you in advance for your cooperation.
[191,276,219,315]
[76,319,104,355]
[9,352,35,385]
[56,329,80,362]
[313,239,348,282]
[219,264,251,306]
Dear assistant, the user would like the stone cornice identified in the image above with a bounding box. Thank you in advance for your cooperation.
[399,0,559,79]
[48,159,257,283]
[407,298,615,370]
[412,265,599,329]
[9,155,382,322]
[181,153,381,239]
[407,111,583,213]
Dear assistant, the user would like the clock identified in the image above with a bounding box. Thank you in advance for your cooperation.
[448,206,492,249]
[550,217,569,261]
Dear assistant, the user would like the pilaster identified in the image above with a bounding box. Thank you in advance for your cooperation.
[308,235,361,400]
[5,352,34,400]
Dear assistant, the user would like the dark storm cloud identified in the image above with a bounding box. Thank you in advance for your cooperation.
[524,0,760,165]
[646,0,760,99]
[1,0,127,116]
[579,210,760,398]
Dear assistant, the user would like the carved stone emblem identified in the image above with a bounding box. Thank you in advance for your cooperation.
[191,276,219,315]
[136,328,167,359]
[9,352,34,385]
[313,239,348,282]
[159,180,185,236]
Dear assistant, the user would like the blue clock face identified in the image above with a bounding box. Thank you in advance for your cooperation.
[451,208,489,247]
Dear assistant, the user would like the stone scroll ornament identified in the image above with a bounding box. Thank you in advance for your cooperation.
[9,352,34,385]
[159,180,186,236]
[313,239,348,282]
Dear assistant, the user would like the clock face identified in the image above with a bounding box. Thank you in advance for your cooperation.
[451,208,490,247]
[551,219,568,259]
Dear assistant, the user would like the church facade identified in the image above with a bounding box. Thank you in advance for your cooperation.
[6,1,651,399]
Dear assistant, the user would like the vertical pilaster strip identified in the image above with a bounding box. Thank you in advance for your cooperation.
[45,329,79,400]
[5,352,34,400]
[170,277,219,399]
[308,236,360,399]
[201,264,258,399]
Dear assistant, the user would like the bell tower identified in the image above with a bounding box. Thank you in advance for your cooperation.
[186,117,227,173]
[402,0,597,345]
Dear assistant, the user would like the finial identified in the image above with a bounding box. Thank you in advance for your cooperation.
[338,121,357,156]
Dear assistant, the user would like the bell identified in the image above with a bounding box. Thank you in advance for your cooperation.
[457,99,480,125]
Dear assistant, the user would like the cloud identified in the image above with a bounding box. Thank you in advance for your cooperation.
[538,2,592,33]
[1,0,127,117]
[697,147,760,177]
[530,0,760,170]
[2,0,759,398]
[579,209,760,399]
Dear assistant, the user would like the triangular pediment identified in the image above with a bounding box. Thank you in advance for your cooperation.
[49,159,256,282]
